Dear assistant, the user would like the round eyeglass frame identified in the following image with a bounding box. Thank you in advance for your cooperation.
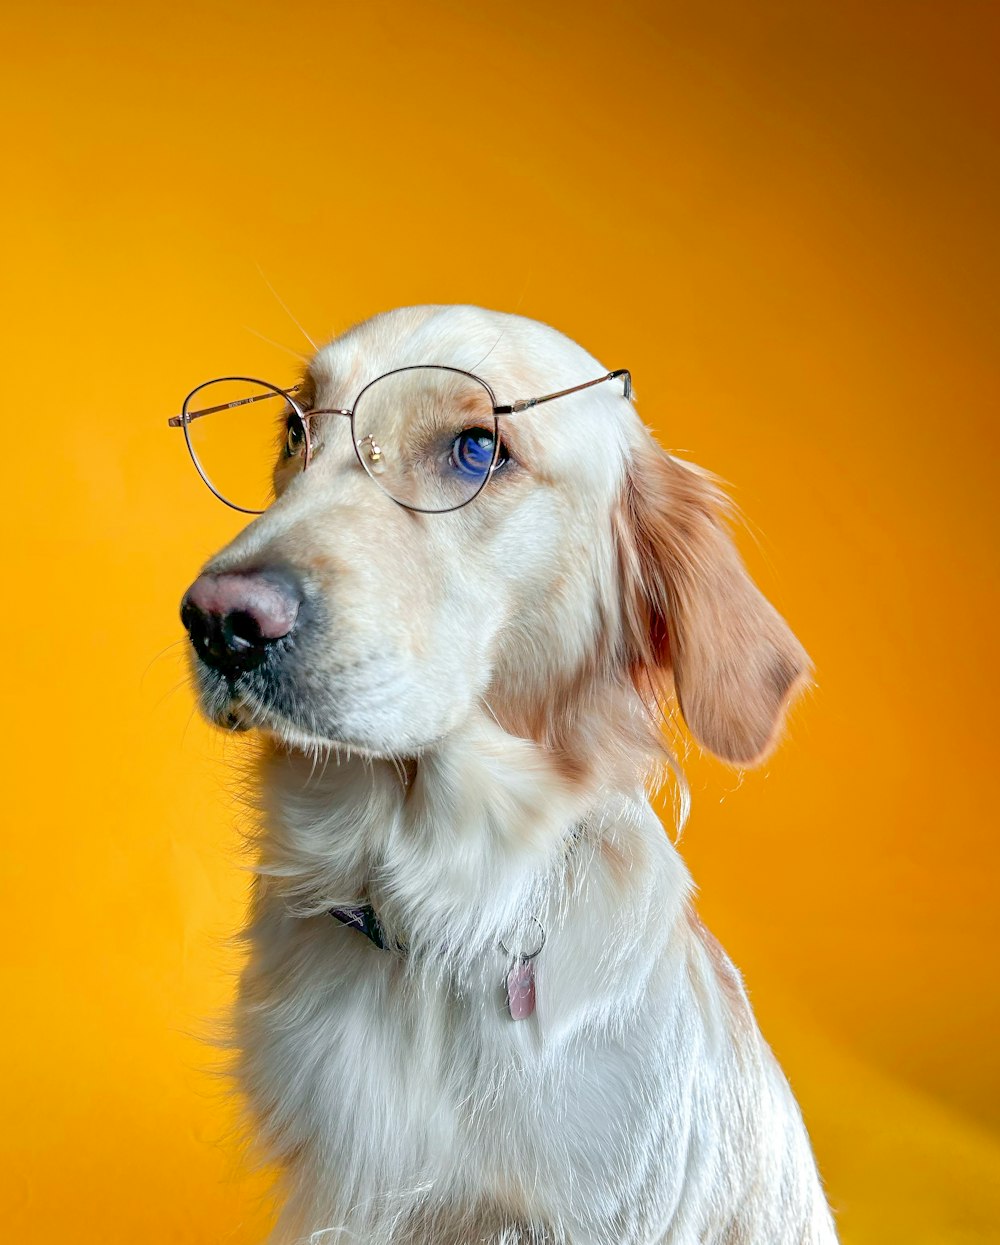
[179,376,296,515]
[347,365,502,515]
[172,364,633,516]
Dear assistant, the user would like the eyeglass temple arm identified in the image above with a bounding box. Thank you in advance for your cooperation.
[166,384,302,427]
[493,369,632,416]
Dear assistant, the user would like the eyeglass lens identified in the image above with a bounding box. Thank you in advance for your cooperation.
[350,367,499,512]
[182,378,298,513]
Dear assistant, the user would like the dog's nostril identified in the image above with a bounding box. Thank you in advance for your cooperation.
[225,610,264,653]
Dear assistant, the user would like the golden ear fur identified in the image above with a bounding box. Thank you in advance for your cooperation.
[618,442,811,766]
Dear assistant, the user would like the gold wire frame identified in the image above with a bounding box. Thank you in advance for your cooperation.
[168,365,633,515]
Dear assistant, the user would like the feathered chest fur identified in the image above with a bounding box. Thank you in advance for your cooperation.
[230,719,833,1245]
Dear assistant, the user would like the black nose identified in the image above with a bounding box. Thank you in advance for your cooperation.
[180,567,303,676]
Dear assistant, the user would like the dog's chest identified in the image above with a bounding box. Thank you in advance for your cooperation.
[236,904,674,1220]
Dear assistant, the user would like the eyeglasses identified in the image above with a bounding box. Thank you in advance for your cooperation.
[168,364,632,515]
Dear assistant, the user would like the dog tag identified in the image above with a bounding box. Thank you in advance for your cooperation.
[505,956,537,1020]
[500,918,545,1022]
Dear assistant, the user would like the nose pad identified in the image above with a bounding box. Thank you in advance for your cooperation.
[180,567,303,676]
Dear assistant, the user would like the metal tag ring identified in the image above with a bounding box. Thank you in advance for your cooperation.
[498,916,546,962]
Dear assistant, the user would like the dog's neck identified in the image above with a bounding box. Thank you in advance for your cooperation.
[253,691,671,967]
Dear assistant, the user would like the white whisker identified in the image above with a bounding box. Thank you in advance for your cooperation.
[254,262,319,351]
[243,324,311,362]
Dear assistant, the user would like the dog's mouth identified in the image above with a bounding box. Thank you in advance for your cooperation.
[198,670,334,745]
[193,664,438,761]
[202,685,363,755]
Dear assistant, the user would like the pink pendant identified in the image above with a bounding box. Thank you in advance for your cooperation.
[506,957,536,1020]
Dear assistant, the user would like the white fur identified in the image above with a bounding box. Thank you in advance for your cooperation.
[187,306,837,1243]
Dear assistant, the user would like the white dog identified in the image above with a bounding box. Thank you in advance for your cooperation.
[177,305,837,1243]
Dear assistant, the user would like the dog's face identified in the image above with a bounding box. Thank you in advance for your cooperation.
[182,305,808,765]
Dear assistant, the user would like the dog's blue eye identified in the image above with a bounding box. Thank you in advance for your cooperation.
[450,427,507,478]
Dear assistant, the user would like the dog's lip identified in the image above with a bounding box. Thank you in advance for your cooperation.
[206,691,438,758]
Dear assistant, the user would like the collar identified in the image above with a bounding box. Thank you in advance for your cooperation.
[329,823,586,956]
[329,900,544,1021]
[328,903,393,952]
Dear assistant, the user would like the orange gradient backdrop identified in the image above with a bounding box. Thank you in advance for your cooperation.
[1,2,998,1241]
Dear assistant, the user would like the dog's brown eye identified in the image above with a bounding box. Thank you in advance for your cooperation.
[285,414,306,458]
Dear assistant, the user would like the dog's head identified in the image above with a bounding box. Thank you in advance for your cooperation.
[181,305,808,766]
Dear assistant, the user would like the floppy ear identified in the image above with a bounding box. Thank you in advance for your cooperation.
[617,440,811,766]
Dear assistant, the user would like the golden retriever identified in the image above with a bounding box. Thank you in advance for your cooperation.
[177,305,837,1243]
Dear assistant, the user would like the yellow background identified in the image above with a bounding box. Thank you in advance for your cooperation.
[2,1,998,1241]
